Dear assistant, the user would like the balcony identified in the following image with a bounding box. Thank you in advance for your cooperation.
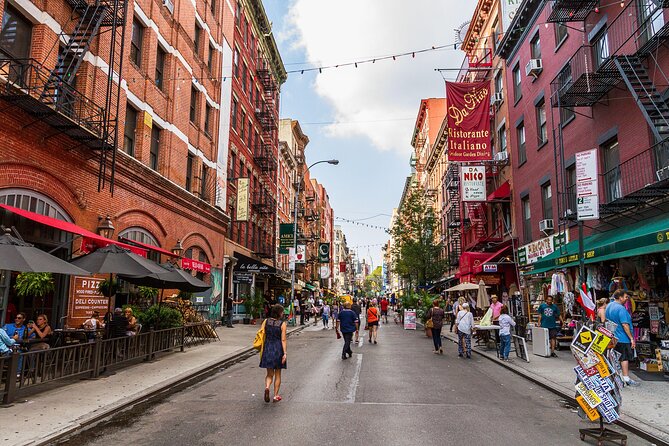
[598,140,669,217]
[546,0,599,23]
[253,142,277,173]
[0,57,108,150]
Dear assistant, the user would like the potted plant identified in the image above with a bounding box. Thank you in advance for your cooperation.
[14,272,55,314]
[248,289,266,324]
[98,278,118,297]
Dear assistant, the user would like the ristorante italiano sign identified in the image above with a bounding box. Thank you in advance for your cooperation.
[446,81,492,161]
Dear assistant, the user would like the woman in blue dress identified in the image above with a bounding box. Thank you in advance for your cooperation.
[260,304,287,402]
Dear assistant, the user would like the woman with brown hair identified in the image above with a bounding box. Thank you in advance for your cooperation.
[27,314,52,350]
[426,300,446,354]
[260,304,287,403]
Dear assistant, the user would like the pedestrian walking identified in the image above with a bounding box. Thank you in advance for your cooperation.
[450,296,465,332]
[260,304,288,403]
[426,300,446,354]
[456,303,474,359]
[537,295,563,357]
[380,297,389,323]
[322,303,331,329]
[366,299,380,344]
[498,305,516,361]
[351,298,362,342]
[606,290,640,387]
[336,301,359,360]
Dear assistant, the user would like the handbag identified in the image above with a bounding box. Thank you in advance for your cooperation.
[425,318,434,329]
[253,319,267,354]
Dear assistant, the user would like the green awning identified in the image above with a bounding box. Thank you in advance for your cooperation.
[304,283,316,291]
[531,214,669,271]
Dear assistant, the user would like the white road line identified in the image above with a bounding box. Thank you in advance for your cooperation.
[346,354,363,404]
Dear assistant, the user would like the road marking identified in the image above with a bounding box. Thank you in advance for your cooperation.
[346,354,363,404]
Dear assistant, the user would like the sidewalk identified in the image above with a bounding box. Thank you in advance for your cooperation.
[442,330,669,445]
[2,323,305,446]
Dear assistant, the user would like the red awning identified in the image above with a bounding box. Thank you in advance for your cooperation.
[472,244,513,274]
[0,204,147,256]
[487,180,511,201]
[458,252,491,276]
[119,237,178,258]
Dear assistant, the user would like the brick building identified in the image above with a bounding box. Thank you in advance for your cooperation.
[0,0,236,323]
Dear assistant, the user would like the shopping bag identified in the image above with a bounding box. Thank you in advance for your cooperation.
[253,319,267,352]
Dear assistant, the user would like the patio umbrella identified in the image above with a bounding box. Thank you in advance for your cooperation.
[70,244,166,276]
[476,279,489,310]
[0,230,90,275]
[445,282,480,292]
[120,262,211,293]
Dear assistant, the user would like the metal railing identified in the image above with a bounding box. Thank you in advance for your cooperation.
[0,57,106,137]
[1,322,217,404]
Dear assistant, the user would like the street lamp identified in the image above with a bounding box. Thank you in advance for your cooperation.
[96,215,115,239]
[290,159,338,311]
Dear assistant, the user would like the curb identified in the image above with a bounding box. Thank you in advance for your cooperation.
[441,333,669,446]
[32,324,308,446]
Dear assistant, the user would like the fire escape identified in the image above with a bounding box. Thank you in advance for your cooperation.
[445,164,462,267]
[0,0,127,192]
[252,57,279,259]
[549,0,669,219]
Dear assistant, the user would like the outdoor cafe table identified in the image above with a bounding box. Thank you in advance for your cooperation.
[474,324,500,355]
[52,328,104,346]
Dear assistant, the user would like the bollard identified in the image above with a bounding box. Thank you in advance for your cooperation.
[180,325,186,352]
[3,352,19,405]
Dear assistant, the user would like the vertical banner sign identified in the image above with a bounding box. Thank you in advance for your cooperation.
[461,165,486,201]
[318,242,330,263]
[446,81,492,161]
[501,0,523,30]
[236,178,249,221]
[576,149,599,221]
[295,244,306,263]
[279,223,295,254]
[339,261,347,273]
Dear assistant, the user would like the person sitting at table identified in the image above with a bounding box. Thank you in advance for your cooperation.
[0,327,16,357]
[3,312,28,341]
[83,311,103,342]
[124,307,139,336]
[106,308,129,339]
[27,314,52,350]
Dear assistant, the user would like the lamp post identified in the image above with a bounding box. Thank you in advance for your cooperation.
[171,239,184,265]
[290,159,338,314]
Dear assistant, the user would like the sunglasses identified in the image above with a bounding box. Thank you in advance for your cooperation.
[15,317,24,320]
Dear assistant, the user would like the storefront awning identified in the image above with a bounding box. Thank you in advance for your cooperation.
[487,180,511,201]
[472,244,513,274]
[119,237,179,258]
[0,203,147,256]
[304,283,316,291]
[459,251,491,276]
[233,252,277,274]
[532,213,669,272]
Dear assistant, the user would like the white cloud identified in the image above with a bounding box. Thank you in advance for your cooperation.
[282,0,476,155]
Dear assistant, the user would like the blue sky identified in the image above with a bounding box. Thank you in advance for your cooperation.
[264,1,476,266]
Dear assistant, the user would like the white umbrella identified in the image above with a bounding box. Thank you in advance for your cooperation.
[476,279,489,309]
[445,282,480,292]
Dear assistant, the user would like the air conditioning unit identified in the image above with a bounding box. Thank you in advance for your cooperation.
[494,150,509,162]
[656,165,669,182]
[539,219,554,234]
[525,58,543,77]
[491,92,504,106]
[162,0,174,13]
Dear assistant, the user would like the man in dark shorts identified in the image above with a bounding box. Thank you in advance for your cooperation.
[606,290,640,387]
[380,297,389,324]
[336,302,359,360]
[537,295,562,357]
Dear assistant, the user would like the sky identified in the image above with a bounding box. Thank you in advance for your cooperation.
[263,0,477,267]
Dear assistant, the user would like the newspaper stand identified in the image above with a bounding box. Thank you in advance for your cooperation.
[571,324,627,446]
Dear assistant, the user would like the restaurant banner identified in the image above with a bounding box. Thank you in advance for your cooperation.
[446,81,492,161]
[461,165,486,201]
[279,223,294,254]
[181,258,211,273]
[339,261,347,273]
[318,242,330,263]
[236,178,249,221]
[67,275,111,328]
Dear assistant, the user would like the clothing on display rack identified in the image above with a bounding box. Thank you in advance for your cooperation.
[550,272,568,296]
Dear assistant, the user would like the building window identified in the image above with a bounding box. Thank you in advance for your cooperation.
[150,126,160,171]
[560,106,575,125]
[530,33,541,60]
[186,153,194,192]
[233,48,240,77]
[229,151,236,178]
[247,121,253,148]
[601,138,621,202]
[208,43,215,71]
[536,99,547,145]
[517,121,526,165]
[497,124,507,154]
[194,23,202,55]
[119,227,160,262]
[566,165,576,216]
[240,110,246,142]
[204,104,212,136]
[200,165,209,201]
[123,106,138,156]
[513,64,522,103]
[495,70,503,96]
[593,29,610,70]
[231,99,238,131]
[210,0,216,15]
[491,18,501,53]
[155,46,166,90]
[522,196,532,243]
[541,182,553,221]
[0,5,33,58]
[555,23,568,47]
[190,86,198,123]
[235,1,241,26]
[241,63,247,92]
[130,18,144,66]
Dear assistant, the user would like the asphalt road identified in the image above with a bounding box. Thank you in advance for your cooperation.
[62,317,651,446]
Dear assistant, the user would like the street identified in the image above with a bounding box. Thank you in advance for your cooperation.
[59,318,651,446]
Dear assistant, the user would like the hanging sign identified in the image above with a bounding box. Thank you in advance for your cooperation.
[576,149,599,221]
[339,262,347,273]
[461,165,487,201]
[181,258,211,273]
[320,265,330,279]
[279,223,295,255]
[482,263,498,273]
[446,81,492,161]
[236,178,249,221]
[295,244,306,263]
[318,242,331,263]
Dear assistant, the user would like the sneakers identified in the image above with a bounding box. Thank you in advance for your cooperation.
[342,355,348,360]
[368,338,372,343]
[433,350,439,354]
[624,378,641,387]
[550,352,558,358]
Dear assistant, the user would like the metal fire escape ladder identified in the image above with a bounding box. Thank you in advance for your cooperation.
[615,55,669,142]
[40,1,108,108]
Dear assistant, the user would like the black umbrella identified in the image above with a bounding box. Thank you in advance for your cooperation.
[0,230,90,275]
[70,244,167,276]
[120,262,211,293]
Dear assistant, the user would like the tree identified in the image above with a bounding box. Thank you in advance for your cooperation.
[362,266,383,296]
[390,187,447,289]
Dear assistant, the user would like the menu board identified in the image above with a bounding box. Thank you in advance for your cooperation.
[404,309,416,330]
[67,275,112,328]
